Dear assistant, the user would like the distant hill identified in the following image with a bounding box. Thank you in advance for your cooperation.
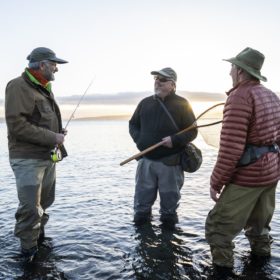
[56,91,149,105]
[1,90,280,121]
[73,115,130,121]
[0,115,130,122]
[177,91,226,102]
[55,90,226,105]
[1,90,279,106]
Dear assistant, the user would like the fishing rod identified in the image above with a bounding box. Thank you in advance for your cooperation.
[120,102,225,166]
[51,78,95,162]
[64,78,95,130]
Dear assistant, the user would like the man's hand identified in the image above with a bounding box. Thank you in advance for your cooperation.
[55,133,65,145]
[210,186,220,202]
[62,128,68,135]
[161,136,173,148]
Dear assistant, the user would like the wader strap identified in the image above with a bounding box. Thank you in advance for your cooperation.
[237,143,280,167]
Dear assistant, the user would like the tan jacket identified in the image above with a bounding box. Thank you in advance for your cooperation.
[211,80,280,191]
[5,71,63,159]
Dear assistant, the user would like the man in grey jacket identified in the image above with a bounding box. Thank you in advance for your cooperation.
[129,67,197,227]
[5,47,68,262]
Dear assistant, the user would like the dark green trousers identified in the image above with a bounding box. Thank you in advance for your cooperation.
[205,182,277,268]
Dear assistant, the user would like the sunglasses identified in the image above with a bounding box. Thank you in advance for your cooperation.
[154,76,172,83]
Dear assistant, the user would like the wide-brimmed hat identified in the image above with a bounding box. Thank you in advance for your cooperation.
[27,47,68,64]
[151,67,177,82]
[223,47,267,82]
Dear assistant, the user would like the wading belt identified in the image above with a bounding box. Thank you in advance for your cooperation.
[237,143,280,167]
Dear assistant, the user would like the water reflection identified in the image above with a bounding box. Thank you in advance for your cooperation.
[1,121,279,279]
[15,238,67,280]
[239,254,274,280]
[133,223,201,280]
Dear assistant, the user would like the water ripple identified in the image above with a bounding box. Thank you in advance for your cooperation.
[0,121,279,279]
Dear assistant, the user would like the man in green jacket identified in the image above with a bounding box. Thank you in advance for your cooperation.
[5,47,68,262]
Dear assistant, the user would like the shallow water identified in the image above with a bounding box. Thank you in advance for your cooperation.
[0,120,279,280]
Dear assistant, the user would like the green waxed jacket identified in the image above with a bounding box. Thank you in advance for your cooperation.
[5,70,63,159]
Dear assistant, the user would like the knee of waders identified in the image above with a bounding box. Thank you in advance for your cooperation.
[15,204,43,223]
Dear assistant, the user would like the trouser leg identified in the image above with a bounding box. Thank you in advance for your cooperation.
[158,163,184,223]
[10,159,53,249]
[205,184,268,268]
[245,183,277,256]
[41,161,56,211]
[134,159,157,221]
[40,161,56,236]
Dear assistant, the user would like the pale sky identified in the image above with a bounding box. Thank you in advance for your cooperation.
[0,0,279,100]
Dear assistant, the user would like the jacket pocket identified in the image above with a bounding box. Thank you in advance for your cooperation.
[36,100,53,114]
[34,99,58,132]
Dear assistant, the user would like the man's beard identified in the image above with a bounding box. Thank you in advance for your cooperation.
[44,72,55,81]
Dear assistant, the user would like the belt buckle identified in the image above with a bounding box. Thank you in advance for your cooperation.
[272,143,280,153]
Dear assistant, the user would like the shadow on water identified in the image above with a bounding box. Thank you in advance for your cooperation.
[237,254,276,280]
[12,238,68,280]
[204,251,278,280]
[132,222,201,280]
[1,122,280,279]
[130,221,280,280]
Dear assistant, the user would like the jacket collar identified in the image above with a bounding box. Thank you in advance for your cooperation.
[22,71,55,101]
[25,68,52,92]
[226,80,260,96]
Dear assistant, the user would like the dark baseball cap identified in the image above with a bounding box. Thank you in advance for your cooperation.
[151,67,177,82]
[27,47,68,64]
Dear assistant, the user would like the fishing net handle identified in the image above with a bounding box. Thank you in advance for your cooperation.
[176,120,223,135]
[196,102,225,119]
[176,102,225,135]
[120,141,164,166]
[120,102,225,166]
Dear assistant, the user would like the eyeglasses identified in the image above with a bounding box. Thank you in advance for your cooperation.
[154,76,172,83]
[42,60,57,68]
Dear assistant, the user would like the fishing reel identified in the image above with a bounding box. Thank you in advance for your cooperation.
[50,79,92,164]
[51,146,62,163]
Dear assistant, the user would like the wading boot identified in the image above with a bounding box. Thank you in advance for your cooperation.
[38,227,45,245]
[212,265,236,279]
[133,212,151,226]
[160,214,178,229]
[21,246,38,263]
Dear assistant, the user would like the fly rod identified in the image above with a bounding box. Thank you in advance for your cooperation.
[51,78,94,163]
[120,102,225,166]
[64,78,95,130]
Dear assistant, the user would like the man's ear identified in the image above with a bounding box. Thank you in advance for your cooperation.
[237,68,243,75]
[39,61,45,70]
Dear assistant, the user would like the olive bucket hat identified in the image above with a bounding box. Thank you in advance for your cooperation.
[223,47,267,82]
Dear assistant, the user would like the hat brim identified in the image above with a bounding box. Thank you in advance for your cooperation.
[151,70,174,80]
[49,57,68,64]
[223,58,267,82]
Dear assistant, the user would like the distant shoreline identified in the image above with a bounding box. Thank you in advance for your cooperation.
[70,115,130,121]
[0,115,131,123]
